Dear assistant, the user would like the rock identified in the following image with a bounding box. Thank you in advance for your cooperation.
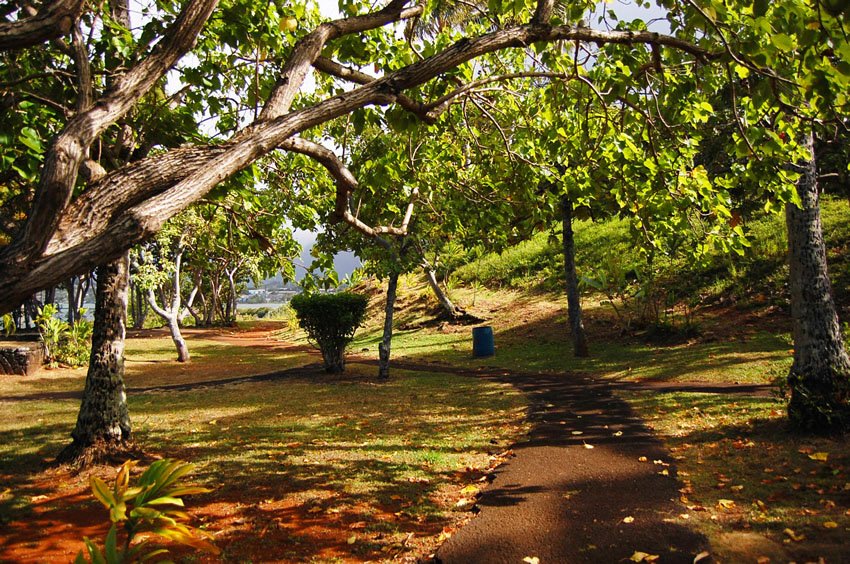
[0,341,45,376]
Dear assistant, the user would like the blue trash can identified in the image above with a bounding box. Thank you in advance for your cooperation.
[472,326,495,357]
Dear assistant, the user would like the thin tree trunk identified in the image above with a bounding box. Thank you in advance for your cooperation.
[66,276,76,325]
[57,252,134,466]
[378,271,400,380]
[146,248,190,362]
[786,133,850,432]
[424,267,464,319]
[225,269,237,325]
[167,317,190,362]
[561,195,589,358]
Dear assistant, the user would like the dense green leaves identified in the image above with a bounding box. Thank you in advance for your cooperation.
[290,292,368,372]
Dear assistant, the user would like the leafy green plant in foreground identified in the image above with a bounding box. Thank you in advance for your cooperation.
[75,459,218,563]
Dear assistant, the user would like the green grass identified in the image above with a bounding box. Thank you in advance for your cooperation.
[0,333,529,562]
[451,197,850,315]
[626,390,850,563]
[352,309,791,385]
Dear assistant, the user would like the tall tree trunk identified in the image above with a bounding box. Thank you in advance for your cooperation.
[378,271,400,380]
[561,195,589,358]
[57,253,133,466]
[424,267,464,319]
[786,134,850,432]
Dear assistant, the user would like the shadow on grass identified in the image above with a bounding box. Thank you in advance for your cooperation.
[0,368,526,562]
[626,390,850,563]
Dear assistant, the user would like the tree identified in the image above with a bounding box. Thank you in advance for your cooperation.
[56,252,133,465]
[290,292,368,373]
[0,0,716,314]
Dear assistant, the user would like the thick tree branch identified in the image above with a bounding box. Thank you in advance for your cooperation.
[0,0,84,51]
[258,0,424,121]
[10,0,219,262]
[313,56,435,123]
[0,17,714,312]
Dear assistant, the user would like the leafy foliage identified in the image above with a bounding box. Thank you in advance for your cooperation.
[35,305,92,367]
[75,459,218,563]
[290,292,368,373]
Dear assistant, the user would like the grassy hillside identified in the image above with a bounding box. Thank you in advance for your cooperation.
[452,197,850,317]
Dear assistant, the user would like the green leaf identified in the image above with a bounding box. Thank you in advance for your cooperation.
[771,33,794,52]
[90,477,117,510]
[104,525,119,563]
[145,496,185,507]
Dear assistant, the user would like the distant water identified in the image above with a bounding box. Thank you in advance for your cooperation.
[236,302,286,310]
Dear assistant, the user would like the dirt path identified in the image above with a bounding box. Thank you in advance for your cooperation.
[350,359,716,563]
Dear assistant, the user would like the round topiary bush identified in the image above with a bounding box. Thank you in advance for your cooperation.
[290,292,368,373]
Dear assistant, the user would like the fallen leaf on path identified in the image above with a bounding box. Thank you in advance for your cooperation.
[809,452,829,462]
[460,485,480,496]
[658,469,670,476]
[613,431,623,437]
[571,431,583,435]
[307,506,323,513]
[730,485,744,492]
[630,551,659,562]
[622,516,634,523]
[347,535,357,545]
[693,551,710,563]
[717,499,735,509]
[522,557,540,564]
[783,528,805,542]
[638,456,648,462]
[756,557,770,564]
[823,521,839,529]
[583,443,594,449]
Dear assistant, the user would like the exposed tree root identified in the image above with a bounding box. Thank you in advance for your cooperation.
[55,438,144,470]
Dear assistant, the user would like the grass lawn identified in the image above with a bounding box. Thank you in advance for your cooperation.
[0,327,529,562]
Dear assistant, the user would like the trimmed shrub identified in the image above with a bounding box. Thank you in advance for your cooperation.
[290,292,368,373]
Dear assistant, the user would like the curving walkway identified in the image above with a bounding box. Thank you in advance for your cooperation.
[353,360,717,563]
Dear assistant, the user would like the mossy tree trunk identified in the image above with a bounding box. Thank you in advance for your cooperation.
[561,195,589,358]
[57,252,133,466]
[786,133,850,432]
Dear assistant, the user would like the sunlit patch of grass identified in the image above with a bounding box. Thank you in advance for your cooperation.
[626,390,850,562]
[353,321,791,385]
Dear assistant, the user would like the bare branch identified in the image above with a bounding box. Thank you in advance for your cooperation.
[313,56,435,123]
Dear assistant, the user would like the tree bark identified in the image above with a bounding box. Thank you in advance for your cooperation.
[424,268,464,319]
[0,0,85,51]
[66,276,76,325]
[378,271,400,380]
[786,133,850,432]
[56,252,133,466]
[561,195,589,358]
